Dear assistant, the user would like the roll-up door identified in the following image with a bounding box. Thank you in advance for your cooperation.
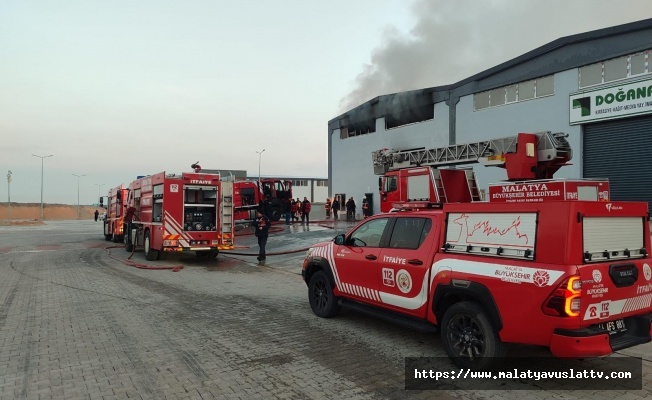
[583,115,652,209]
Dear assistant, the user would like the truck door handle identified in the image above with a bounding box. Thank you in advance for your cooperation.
[365,254,377,260]
[408,259,423,265]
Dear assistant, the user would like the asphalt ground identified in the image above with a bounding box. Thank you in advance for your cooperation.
[0,219,651,400]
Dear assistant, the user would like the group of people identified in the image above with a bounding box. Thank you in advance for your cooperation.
[254,195,372,264]
[324,196,372,221]
[283,197,312,225]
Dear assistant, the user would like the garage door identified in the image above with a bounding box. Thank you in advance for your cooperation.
[583,115,652,209]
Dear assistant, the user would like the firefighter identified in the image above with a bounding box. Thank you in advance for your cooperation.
[260,195,272,220]
[362,198,370,218]
[332,196,340,221]
[252,211,270,262]
[302,197,311,224]
[291,199,299,222]
[346,197,356,221]
[325,198,332,219]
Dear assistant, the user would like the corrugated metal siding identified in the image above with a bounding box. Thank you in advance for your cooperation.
[583,115,652,209]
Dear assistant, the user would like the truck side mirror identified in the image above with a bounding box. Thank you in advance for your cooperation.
[334,234,345,245]
[378,177,382,191]
[99,197,103,206]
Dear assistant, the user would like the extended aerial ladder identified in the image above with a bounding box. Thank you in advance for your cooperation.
[372,131,572,179]
[371,131,580,212]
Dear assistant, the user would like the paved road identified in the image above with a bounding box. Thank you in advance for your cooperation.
[0,220,650,400]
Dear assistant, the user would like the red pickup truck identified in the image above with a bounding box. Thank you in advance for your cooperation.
[302,200,652,368]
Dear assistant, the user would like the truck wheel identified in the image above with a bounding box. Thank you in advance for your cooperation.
[144,231,159,261]
[271,207,281,222]
[440,301,506,370]
[308,271,341,318]
[103,221,112,241]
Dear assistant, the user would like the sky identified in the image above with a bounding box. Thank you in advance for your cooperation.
[1,0,650,205]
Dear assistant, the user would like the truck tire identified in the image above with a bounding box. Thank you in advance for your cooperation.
[440,301,506,370]
[308,271,341,318]
[271,207,281,222]
[103,221,112,241]
[144,230,159,261]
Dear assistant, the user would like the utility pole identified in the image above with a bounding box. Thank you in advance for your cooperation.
[32,154,53,220]
[256,149,265,179]
[72,174,85,219]
[95,184,104,205]
[6,170,11,224]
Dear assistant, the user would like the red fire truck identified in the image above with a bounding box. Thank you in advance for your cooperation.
[233,178,292,222]
[373,131,609,211]
[103,184,129,242]
[302,130,652,368]
[121,171,234,260]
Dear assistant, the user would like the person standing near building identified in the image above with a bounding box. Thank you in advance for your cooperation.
[94,209,99,222]
[346,197,356,221]
[302,197,312,224]
[283,197,292,225]
[252,211,270,262]
[361,198,370,218]
[291,199,299,222]
[332,196,340,220]
[325,198,332,219]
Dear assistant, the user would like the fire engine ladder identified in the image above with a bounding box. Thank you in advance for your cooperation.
[431,170,448,203]
[371,131,571,174]
[220,182,234,245]
[465,170,482,201]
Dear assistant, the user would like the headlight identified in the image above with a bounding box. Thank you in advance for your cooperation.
[306,248,315,258]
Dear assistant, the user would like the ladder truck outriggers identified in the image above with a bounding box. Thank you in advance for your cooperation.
[122,171,235,261]
[372,131,610,212]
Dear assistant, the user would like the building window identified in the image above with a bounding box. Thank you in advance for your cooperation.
[604,56,628,82]
[473,75,553,110]
[490,88,505,106]
[518,80,535,101]
[474,91,490,109]
[506,85,517,103]
[579,63,603,87]
[536,75,554,97]
[316,180,328,187]
[293,180,307,187]
[578,50,650,88]
[631,53,646,76]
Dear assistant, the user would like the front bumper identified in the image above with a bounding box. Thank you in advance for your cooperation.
[550,314,652,358]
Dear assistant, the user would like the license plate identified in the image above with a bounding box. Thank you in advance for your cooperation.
[596,319,627,335]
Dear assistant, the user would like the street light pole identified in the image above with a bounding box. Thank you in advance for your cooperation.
[32,154,53,220]
[255,149,265,179]
[72,174,85,219]
[95,184,104,204]
[6,170,11,224]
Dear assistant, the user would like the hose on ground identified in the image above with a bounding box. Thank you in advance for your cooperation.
[103,245,184,271]
[221,246,312,257]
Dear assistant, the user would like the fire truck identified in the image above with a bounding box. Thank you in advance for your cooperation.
[233,178,292,222]
[372,131,609,211]
[302,130,652,368]
[103,184,129,242]
[121,171,234,260]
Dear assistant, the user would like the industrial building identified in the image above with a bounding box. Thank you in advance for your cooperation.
[328,18,652,214]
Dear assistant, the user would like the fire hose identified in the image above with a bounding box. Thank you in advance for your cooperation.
[104,245,184,272]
